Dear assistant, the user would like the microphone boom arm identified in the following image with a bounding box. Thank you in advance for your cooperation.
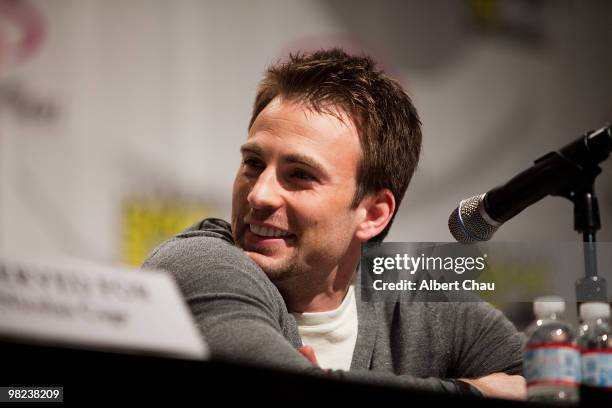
[485,125,612,224]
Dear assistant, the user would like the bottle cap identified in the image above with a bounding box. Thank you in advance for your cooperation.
[579,302,610,321]
[533,296,565,318]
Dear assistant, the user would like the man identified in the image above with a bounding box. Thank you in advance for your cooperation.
[143,48,525,399]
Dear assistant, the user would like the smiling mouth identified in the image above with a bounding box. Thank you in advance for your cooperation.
[249,224,292,238]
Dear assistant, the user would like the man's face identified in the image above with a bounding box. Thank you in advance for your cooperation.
[231,97,364,282]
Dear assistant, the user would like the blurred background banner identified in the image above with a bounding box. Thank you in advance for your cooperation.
[1,0,611,268]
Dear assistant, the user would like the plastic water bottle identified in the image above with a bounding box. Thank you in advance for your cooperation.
[578,302,611,400]
[524,297,580,403]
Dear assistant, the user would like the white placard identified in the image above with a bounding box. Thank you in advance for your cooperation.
[0,257,208,360]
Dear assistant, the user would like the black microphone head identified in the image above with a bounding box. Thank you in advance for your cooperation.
[448,194,500,243]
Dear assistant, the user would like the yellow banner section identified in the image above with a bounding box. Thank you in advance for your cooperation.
[120,197,216,266]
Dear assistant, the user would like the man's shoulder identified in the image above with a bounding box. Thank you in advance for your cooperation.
[174,217,235,243]
[143,218,239,267]
[142,218,270,290]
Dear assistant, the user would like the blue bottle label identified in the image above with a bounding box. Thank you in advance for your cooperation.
[524,343,581,386]
[581,350,612,389]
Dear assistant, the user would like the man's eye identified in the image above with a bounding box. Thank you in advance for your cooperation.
[243,158,264,170]
[291,169,315,181]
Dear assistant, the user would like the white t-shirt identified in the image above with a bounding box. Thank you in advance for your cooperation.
[292,285,358,370]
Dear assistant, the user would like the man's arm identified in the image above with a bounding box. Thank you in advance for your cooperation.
[143,235,313,371]
[446,301,526,399]
[459,373,526,400]
[447,301,524,377]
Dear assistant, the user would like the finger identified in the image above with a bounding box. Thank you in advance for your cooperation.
[298,345,319,366]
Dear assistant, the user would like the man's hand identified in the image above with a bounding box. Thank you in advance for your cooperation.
[298,345,320,367]
[459,373,526,400]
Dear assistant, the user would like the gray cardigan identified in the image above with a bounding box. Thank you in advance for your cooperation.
[143,218,523,395]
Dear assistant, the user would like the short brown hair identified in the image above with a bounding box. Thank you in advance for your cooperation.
[249,48,422,241]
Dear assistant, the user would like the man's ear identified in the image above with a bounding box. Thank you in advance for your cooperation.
[355,189,395,242]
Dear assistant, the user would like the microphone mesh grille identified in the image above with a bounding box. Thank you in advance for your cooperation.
[448,194,499,243]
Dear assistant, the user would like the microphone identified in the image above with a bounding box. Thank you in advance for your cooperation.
[449,124,612,243]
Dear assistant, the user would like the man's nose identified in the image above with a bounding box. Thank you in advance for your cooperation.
[247,168,283,210]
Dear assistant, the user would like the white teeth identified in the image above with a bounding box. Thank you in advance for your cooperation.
[249,224,290,238]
